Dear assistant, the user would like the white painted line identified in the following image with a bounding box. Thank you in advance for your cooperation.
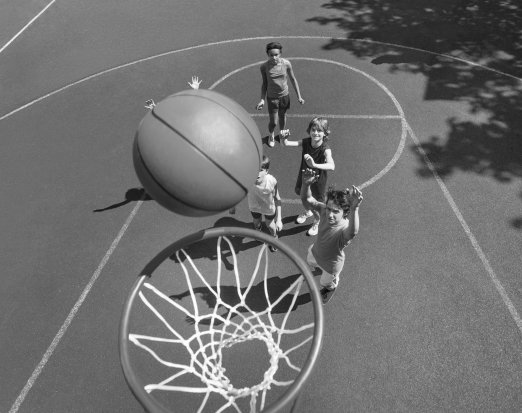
[8,200,144,413]
[2,35,520,122]
[0,0,57,55]
[249,113,402,119]
[406,122,522,334]
[210,57,408,190]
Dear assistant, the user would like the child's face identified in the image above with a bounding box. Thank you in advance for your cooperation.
[256,168,268,184]
[267,48,281,64]
[325,200,345,226]
[309,125,325,144]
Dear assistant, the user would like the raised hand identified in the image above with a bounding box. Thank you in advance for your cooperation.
[302,168,318,185]
[347,185,363,208]
[188,76,202,89]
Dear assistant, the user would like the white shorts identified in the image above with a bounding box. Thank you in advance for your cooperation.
[306,244,340,290]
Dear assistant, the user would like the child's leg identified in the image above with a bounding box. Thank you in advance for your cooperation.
[277,95,290,133]
[268,110,277,135]
[264,213,278,252]
[264,213,277,237]
[251,211,262,230]
[306,244,321,274]
[319,271,339,290]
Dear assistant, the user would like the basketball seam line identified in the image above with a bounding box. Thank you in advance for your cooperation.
[150,106,251,194]
[135,138,229,213]
[139,111,247,210]
[173,91,262,162]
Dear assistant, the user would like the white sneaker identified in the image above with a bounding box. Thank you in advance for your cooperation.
[268,135,275,147]
[307,221,319,236]
[296,210,313,224]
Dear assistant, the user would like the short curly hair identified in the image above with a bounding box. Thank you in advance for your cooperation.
[326,186,351,217]
[266,42,282,54]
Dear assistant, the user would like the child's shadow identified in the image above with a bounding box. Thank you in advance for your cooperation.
[278,215,310,238]
[169,273,312,325]
[93,187,151,212]
[170,217,262,271]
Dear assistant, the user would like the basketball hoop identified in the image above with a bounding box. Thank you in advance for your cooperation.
[120,227,323,413]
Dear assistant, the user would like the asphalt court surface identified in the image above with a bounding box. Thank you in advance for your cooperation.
[2,2,522,412]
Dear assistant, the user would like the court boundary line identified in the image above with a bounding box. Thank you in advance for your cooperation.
[2,35,521,121]
[406,122,522,334]
[5,35,521,412]
[0,0,57,55]
[8,199,145,413]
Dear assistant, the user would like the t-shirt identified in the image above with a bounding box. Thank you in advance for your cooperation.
[311,207,352,275]
[260,58,292,99]
[248,174,277,215]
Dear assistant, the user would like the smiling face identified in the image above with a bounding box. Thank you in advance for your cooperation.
[325,200,345,226]
[309,125,326,146]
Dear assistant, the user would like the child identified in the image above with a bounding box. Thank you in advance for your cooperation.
[256,42,305,148]
[247,155,283,252]
[281,117,335,236]
[300,168,363,304]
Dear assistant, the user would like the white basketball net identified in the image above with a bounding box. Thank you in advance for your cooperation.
[128,235,315,413]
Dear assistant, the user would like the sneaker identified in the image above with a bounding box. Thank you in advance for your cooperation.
[296,210,313,224]
[320,287,336,304]
[307,221,319,236]
[268,134,275,147]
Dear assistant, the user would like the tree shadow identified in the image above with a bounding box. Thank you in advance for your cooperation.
[93,187,151,212]
[169,273,312,325]
[306,0,522,228]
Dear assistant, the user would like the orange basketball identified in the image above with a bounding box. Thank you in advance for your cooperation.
[133,89,262,216]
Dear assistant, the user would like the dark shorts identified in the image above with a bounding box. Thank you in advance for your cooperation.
[295,174,326,203]
[251,211,276,220]
[267,94,290,114]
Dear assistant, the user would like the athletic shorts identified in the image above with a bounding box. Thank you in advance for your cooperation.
[307,244,340,290]
[267,94,290,113]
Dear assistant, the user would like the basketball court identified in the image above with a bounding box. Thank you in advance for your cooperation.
[1,1,521,412]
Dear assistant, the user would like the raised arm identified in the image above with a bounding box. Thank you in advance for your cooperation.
[304,148,335,171]
[286,62,304,104]
[343,186,363,240]
[300,168,323,212]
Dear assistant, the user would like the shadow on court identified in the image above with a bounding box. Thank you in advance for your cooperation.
[92,187,151,212]
[169,272,312,325]
[307,0,522,229]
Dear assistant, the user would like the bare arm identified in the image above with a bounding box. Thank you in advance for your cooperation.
[304,148,335,171]
[287,63,304,104]
[300,169,324,212]
[256,66,268,110]
[343,186,363,240]
[274,184,283,231]
[280,130,301,147]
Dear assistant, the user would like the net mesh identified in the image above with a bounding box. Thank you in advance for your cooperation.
[127,235,316,413]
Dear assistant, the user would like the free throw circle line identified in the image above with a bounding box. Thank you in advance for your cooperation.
[210,57,407,190]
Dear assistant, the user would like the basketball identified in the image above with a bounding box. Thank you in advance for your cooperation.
[133,89,262,217]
